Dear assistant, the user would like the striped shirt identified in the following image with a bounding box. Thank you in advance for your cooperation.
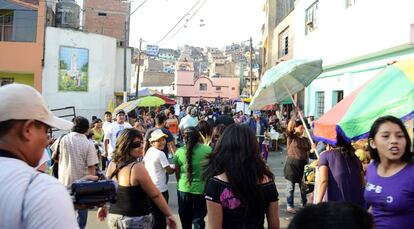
[51,132,99,188]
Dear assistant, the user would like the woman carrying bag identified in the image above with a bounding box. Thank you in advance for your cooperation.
[96,129,177,229]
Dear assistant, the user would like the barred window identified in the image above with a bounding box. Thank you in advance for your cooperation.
[316,91,325,117]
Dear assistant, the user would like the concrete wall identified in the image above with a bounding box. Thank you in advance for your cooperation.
[114,47,133,93]
[43,27,125,120]
[175,70,194,85]
[83,0,130,41]
[293,0,414,64]
[272,11,294,63]
[292,0,414,117]
[176,75,240,104]
[0,0,45,91]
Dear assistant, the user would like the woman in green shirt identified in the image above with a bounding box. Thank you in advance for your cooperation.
[91,119,104,142]
[173,127,212,229]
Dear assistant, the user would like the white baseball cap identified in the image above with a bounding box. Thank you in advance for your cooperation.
[0,84,73,130]
[149,129,168,142]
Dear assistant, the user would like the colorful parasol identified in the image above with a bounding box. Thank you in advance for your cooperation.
[313,59,414,145]
[114,99,142,114]
[136,96,165,107]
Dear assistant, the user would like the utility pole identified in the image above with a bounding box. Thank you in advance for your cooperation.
[135,38,143,99]
[249,37,253,97]
[123,17,129,103]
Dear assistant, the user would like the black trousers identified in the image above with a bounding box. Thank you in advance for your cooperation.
[150,191,169,229]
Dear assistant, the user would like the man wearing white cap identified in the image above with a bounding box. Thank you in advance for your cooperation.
[0,84,78,228]
[144,129,175,229]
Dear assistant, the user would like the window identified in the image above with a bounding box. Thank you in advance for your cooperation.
[278,27,289,58]
[183,97,190,105]
[0,8,37,42]
[200,83,207,91]
[345,0,356,8]
[216,86,221,91]
[232,87,235,90]
[316,91,325,117]
[305,1,318,35]
[332,90,344,106]
[0,77,14,86]
[0,10,13,41]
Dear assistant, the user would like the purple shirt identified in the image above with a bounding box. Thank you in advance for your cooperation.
[364,163,414,229]
[318,149,364,206]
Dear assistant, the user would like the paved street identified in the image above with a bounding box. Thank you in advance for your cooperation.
[87,145,304,228]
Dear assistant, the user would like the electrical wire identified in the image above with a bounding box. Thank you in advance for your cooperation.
[156,0,204,45]
[159,0,207,46]
[129,0,148,16]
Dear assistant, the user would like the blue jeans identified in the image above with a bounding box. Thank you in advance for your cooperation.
[286,181,307,208]
[77,209,88,229]
[177,191,207,229]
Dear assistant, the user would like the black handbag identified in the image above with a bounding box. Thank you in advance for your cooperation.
[50,134,66,178]
[71,179,117,206]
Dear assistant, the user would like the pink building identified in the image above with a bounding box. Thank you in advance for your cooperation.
[173,60,240,105]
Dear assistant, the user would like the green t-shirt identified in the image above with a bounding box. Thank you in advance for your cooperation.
[173,144,212,194]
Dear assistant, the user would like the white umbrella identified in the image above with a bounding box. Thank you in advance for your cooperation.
[250,58,323,155]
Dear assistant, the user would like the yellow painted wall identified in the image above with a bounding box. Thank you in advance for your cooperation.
[0,72,34,86]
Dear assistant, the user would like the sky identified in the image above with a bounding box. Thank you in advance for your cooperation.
[128,0,265,49]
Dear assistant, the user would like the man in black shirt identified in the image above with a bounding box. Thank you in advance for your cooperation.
[214,105,234,127]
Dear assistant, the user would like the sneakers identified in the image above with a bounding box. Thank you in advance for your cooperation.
[287,207,297,214]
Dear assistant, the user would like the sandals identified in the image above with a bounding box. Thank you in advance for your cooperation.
[287,207,297,214]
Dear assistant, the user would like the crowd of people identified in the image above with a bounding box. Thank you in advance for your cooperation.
[1,83,414,229]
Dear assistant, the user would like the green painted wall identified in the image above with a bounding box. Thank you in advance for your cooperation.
[0,72,34,86]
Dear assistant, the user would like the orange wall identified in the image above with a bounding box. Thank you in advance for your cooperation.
[0,0,45,92]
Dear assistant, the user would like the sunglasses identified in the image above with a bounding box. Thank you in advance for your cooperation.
[130,141,143,148]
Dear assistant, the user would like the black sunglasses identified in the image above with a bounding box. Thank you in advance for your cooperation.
[130,141,143,148]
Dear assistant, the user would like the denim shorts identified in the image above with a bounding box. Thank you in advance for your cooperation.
[108,213,153,229]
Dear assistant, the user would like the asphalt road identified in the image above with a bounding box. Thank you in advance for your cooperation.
[86,145,305,228]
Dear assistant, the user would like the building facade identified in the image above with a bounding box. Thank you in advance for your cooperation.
[292,0,414,118]
[42,26,132,119]
[82,0,130,44]
[0,0,46,91]
[173,59,240,105]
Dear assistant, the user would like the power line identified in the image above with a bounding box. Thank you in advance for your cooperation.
[156,0,203,45]
[129,0,148,16]
[159,0,207,46]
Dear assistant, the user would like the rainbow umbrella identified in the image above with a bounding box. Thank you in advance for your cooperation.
[313,59,414,145]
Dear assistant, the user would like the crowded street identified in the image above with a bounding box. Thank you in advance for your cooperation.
[1,0,414,229]
[87,145,296,229]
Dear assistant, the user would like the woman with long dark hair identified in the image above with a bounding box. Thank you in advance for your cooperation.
[203,124,280,229]
[365,115,414,229]
[197,120,212,145]
[315,134,365,207]
[173,127,212,229]
[96,129,177,229]
[209,124,226,150]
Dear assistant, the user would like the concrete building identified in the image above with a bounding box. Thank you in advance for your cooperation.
[82,0,130,44]
[291,0,414,118]
[158,48,180,61]
[261,0,277,72]
[173,58,240,105]
[261,0,298,107]
[0,0,46,91]
[140,72,174,95]
[42,26,133,119]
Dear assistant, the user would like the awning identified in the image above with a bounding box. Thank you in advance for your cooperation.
[154,92,176,105]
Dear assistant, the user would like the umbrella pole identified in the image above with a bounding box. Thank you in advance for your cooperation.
[283,84,319,158]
